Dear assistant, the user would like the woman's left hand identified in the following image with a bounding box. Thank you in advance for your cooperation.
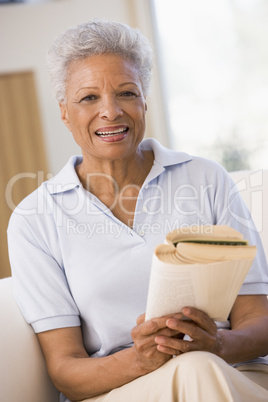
[154,307,222,357]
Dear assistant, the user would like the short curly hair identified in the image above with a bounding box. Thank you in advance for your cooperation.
[47,19,153,103]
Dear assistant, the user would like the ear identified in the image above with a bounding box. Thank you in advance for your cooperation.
[59,103,72,132]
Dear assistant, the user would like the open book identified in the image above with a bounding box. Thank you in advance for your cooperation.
[145,225,257,321]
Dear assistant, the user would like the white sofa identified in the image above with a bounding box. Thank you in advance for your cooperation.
[0,277,60,402]
[0,169,267,402]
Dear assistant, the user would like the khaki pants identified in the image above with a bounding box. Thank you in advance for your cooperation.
[84,352,268,402]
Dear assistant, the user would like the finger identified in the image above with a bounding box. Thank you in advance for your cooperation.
[145,315,182,334]
[133,312,185,339]
[156,344,183,356]
[133,317,166,337]
[164,317,221,355]
[136,313,145,325]
[166,318,214,343]
[156,327,181,338]
[182,307,217,333]
[155,335,191,354]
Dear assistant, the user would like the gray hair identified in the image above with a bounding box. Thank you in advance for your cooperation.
[47,20,153,103]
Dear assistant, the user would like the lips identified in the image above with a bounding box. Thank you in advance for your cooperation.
[95,126,129,138]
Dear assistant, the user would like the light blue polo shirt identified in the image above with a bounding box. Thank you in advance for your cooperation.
[8,138,268,358]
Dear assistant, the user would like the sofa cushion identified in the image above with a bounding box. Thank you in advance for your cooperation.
[0,277,59,402]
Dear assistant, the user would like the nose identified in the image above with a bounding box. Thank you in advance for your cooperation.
[99,95,123,121]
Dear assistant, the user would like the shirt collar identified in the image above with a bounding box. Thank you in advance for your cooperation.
[46,155,82,195]
[46,139,192,195]
[139,138,192,167]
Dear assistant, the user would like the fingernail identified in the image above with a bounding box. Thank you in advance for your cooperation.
[167,318,177,328]
[183,307,192,315]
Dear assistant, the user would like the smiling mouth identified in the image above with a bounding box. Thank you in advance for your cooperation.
[95,127,129,137]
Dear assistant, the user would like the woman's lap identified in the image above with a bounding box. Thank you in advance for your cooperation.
[82,352,268,402]
[236,362,268,390]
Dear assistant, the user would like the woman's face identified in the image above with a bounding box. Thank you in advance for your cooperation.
[60,54,147,163]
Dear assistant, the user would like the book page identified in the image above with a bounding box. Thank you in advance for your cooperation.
[145,255,254,321]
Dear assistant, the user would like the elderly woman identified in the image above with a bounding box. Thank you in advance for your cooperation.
[8,20,268,402]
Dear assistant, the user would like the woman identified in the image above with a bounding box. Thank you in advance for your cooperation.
[8,20,268,402]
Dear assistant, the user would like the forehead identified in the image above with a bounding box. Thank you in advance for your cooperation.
[67,54,141,88]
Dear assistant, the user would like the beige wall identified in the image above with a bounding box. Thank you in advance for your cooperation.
[0,0,168,175]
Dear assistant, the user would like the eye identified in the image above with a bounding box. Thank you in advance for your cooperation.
[120,91,137,97]
[80,94,98,102]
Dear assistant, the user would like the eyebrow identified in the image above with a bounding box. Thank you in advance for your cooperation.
[75,86,98,95]
[118,82,139,88]
[75,82,139,95]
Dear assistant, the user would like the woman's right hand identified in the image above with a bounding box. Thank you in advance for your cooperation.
[131,313,183,374]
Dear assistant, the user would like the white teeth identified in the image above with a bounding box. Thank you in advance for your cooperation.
[96,127,127,135]
[98,133,121,137]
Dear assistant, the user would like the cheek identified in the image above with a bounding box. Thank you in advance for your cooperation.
[136,108,146,127]
[70,109,92,130]
[131,103,146,121]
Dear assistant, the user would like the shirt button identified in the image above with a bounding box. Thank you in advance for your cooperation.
[139,230,145,237]
[142,206,148,213]
[144,184,149,189]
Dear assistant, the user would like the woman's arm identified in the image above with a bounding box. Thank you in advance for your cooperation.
[37,315,178,401]
[217,295,268,364]
[154,295,268,364]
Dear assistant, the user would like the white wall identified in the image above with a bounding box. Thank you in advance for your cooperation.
[0,0,168,175]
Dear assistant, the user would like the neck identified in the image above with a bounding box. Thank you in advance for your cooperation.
[76,149,154,196]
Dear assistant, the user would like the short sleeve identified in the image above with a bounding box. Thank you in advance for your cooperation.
[7,208,81,333]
